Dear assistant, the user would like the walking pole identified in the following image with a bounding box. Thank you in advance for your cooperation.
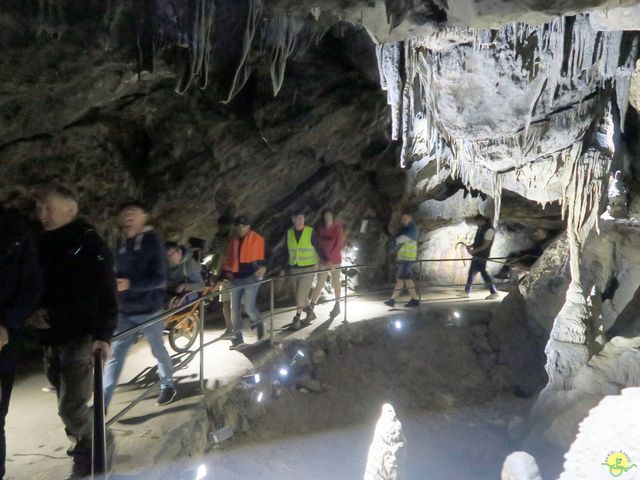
[269,279,274,347]
[92,349,107,478]
[343,266,348,324]
[198,300,205,392]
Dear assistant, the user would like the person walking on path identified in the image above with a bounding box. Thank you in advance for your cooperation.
[459,214,499,300]
[211,219,233,336]
[286,211,326,330]
[221,215,267,349]
[384,212,420,308]
[103,201,176,409]
[34,186,117,479]
[310,209,345,317]
[0,205,42,480]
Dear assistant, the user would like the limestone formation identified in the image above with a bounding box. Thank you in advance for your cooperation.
[501,452,543,480]
[364,404,407,480]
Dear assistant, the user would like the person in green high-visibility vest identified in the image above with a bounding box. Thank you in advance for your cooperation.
[384,212,419,308]
[286,210,327,330]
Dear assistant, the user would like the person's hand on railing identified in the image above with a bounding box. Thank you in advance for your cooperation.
[0,326,9,352]
[255,266,266,280]
[28,309,51,330]
[92,340,111,365]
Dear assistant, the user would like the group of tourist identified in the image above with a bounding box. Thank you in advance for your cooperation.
[0,187,348,479]
[0,183,501,479]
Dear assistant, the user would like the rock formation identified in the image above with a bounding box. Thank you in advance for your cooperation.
[364,403,407,480]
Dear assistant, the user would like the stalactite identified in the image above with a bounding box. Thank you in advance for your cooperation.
[375,42,403,141]
[175,0,215,95]
[225,0,262,103]
[267,14,302,97]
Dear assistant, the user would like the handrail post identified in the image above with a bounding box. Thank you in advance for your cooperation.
[198,300,205,393]
[417,259,422,313]
[269,279,274,347]
[343,266,348,324]
[92,349,107,478]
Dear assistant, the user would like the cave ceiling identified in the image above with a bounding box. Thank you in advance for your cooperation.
[4,0,640,218]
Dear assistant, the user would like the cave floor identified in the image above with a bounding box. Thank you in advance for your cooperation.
[5,287,507,480]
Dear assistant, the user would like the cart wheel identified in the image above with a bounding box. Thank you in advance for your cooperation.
[168,314,199,352]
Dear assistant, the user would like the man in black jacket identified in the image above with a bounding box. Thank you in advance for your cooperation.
[0,205,42,480]
[35,186,117,479]
[103,201,175,409]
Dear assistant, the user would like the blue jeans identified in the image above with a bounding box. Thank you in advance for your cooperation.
[230,276,261,340]
[103,311,174,408]
[465,260,497,294]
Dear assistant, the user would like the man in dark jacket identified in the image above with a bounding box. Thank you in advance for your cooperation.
[459,214,499,300]
[103,201,175,409]
[0,205,42,480]
[35,186,117,479]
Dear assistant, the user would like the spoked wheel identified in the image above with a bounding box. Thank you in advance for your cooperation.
[168,313,199,352]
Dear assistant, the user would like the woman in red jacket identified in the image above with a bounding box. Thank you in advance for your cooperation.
[310,209,345,316]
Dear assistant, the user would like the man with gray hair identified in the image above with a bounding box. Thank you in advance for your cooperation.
[34,185,117,479]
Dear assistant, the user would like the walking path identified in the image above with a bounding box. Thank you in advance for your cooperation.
[5,287,505,479]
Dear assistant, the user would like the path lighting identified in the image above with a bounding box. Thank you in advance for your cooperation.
[254,373,261,383]
[279,367,289,377]
[254,391,264,403]
[393,319,403,330]
[196,464,207,480]
[453,311,461,319]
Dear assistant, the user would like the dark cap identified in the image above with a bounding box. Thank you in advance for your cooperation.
[118,200,150,213]
[234,215,251,225]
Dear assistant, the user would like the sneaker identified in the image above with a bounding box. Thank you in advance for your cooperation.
[41,385,56,393]
[229,336,245,350]
[404,298,419,307]
[292,314,301,330]
[457,292,471,298]
[303,308,316,323]
[156,387,177,406]
[485,292,500,300]
[384,299,395,307]
[330,302,341,316]
[220,329,234,339]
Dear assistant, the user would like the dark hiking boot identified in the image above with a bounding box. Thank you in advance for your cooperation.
[229,336,245,350]
[330,302,341,317]
[292,314,301,330]
[65,452,91,479]
[384,299,395,307]
[156,387,177,406]
[404,298,420,307]
[256,322,264,340]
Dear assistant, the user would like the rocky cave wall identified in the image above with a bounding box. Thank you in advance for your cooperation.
[5,2,640,472]
[0,3,407,277]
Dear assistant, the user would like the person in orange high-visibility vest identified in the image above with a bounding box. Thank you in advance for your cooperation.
[221,215,267,350]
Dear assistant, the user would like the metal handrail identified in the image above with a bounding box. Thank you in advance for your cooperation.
[95,253,514,474]
[92,350,107,478]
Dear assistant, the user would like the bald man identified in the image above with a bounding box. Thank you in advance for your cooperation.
[35,186,117,479]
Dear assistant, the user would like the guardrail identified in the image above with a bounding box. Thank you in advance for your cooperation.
[91,254,512,477]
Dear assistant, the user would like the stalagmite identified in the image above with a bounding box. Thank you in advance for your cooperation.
[364,404,407,480]
[501,452,543,480]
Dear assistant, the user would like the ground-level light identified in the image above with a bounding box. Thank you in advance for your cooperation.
[195,463,207,480]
